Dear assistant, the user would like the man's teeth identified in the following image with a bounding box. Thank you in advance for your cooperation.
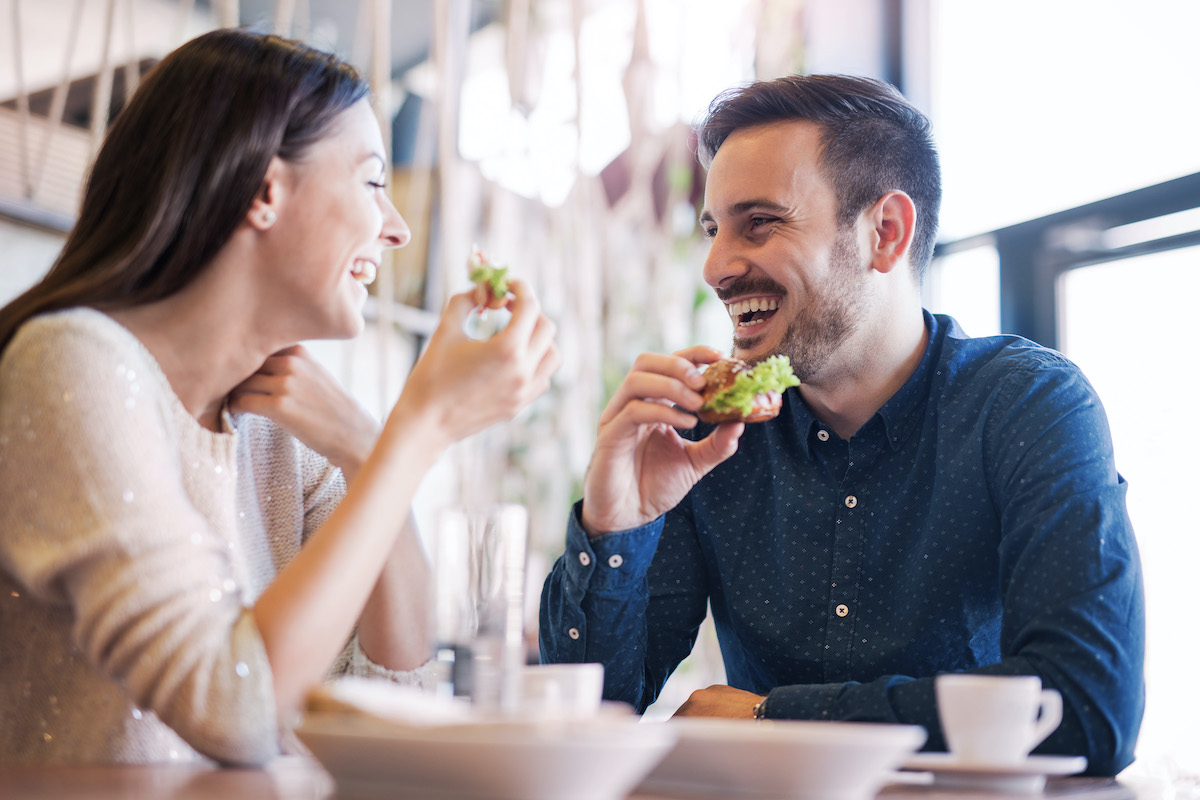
[726,297,779,326]
[726,298,779,316]
[353,261,377,286]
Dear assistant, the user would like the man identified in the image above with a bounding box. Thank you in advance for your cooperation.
[539,74,1143,776]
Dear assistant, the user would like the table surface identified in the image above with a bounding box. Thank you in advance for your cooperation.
[0,756,1154,800]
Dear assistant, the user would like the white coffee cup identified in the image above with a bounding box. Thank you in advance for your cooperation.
[520,663,605,719]
[935,674,1063,765]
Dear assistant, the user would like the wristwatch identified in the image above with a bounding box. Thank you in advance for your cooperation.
[752,696,769,720]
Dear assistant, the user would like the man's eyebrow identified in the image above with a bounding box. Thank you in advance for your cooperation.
[699,199,792,224]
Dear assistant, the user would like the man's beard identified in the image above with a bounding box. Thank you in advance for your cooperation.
[734,227,867,382]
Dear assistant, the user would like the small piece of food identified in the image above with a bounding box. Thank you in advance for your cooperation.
[468,245,510,310]
[697,355,801,424]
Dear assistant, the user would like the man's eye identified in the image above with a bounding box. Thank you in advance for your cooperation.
[749,216,771,228]
[368,180,387,191]
[702,225,717,238]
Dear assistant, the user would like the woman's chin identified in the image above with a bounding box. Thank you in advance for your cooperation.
[340,314,366,340]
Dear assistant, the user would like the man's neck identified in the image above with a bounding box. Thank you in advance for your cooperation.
[799,307,929,440]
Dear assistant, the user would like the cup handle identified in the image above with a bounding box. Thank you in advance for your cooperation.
[1030,688,1063,749]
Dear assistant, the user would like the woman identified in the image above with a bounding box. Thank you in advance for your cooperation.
[0,29,559,766]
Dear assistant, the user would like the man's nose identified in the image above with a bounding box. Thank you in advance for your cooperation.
[702,232,747,289]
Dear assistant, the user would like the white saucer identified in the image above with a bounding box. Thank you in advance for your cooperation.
[901,752,1088,793]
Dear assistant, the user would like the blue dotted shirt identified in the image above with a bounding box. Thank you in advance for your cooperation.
[540,312,1143,776]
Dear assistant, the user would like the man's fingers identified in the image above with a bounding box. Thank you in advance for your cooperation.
[686,422,743,473]
[672,344,725,369]
[602,397,700,433]
[602,371,705,426]
[631,351,708,390]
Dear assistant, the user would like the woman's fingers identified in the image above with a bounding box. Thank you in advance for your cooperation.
[496,279,540,341]
[399,278,563,442]
[438,290,479,335]
[229,372,278,397]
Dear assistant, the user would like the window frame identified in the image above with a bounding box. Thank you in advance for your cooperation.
[932,172,1200,350]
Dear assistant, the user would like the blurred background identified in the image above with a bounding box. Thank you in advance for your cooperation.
[2,0,1197,785]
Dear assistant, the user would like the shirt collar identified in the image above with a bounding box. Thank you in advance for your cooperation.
[875,309,941,450]
[790,310,943,454]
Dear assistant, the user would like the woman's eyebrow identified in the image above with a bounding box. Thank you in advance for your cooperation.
[362,152,387,173]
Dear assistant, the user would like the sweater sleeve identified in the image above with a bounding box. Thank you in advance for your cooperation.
[297,437,346,540]
[293,417,440,689]
[0,316,280,765]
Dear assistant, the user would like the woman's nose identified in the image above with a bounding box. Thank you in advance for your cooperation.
[380,194,411,249]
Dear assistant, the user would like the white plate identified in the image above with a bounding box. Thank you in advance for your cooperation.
[902,752,1089,793]
[297,712,676,800]
[638,718,927,800]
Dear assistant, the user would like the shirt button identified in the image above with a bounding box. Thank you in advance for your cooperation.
[817,429,830,442]
[835,604,849,617]
[578,552,591,566]
[568,627,580,640]
[844,495,858,508]
[608,554,624,568]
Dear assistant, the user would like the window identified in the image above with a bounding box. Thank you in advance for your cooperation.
[925,0,1200,779]
[927,0,1200,242]
[1059,247,1200,776]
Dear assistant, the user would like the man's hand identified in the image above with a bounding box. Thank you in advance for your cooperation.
[672,684,765,719]
[581,345,744,536]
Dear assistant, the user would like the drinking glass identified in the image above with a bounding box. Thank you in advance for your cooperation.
[432,503,529,712]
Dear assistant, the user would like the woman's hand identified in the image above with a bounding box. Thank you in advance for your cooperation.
[229,344,380,480]
[395,279,560,445]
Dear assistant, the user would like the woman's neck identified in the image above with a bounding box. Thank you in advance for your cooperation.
[107,272,281,432]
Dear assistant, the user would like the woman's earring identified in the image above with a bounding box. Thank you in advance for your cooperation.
[262,209,277,227]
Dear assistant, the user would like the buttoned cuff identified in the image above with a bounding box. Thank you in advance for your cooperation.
[564,501,664,591]
[758,682,846,720]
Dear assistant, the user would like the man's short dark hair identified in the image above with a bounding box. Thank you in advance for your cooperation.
[697,74,942,280]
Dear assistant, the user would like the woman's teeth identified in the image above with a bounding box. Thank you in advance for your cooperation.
[352,261,377,286]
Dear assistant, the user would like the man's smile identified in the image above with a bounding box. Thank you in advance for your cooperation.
[726,296,780,329]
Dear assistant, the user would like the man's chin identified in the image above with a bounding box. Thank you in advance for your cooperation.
[732,332,778,364]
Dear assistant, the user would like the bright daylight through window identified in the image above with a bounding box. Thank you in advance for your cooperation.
[925,0,1200,780]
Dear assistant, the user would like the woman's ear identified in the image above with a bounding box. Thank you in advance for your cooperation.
[246,156,286,231]
[867,190,916,275]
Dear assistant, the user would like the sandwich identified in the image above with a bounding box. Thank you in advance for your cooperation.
[697,355,801,424]
[468,245,510,310]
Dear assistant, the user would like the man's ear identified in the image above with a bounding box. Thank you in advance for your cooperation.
[246,156,287,231]
[866,190,916,274]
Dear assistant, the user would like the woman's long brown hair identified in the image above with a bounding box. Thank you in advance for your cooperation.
[0,28,371,355]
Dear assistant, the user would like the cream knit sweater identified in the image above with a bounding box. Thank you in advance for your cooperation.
[0,308,431,766]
